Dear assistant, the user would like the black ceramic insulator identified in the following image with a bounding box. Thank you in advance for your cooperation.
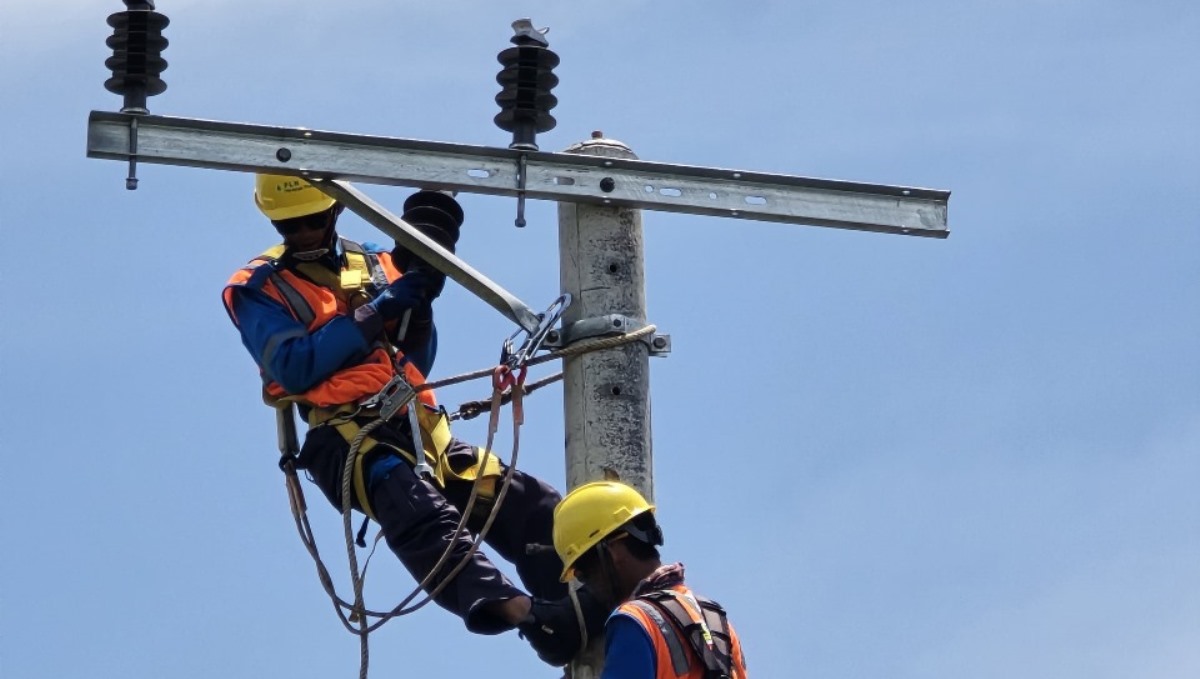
[104,1,169,112]
[494,42,559,150]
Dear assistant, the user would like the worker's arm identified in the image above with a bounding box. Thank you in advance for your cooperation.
[601,613,656,679]
[230,286,372,394]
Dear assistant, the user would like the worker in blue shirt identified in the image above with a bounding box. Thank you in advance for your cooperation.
[223,174,605,666]
[553,481,749,678]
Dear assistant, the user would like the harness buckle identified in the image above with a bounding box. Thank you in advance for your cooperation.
[362,374,418,422]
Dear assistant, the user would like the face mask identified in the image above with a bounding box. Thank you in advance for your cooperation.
[290,247,330,261]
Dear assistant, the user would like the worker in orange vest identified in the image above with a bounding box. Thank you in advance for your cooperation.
[554,481,749,678]
[223,175,603,665]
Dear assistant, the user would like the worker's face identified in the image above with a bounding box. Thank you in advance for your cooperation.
[274,208,338,254]
[572,539,630,609]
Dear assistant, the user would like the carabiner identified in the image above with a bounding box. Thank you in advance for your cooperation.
[501,293,572,369]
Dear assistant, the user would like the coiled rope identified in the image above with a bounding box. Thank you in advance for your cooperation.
[281,324,656,678]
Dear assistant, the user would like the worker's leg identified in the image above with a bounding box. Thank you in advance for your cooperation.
[369,459,529,634]
[297,423,526,634]
[440,438,568,601]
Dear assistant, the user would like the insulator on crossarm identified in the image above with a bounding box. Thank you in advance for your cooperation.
[104,0,169,114]
[494,18,559,152]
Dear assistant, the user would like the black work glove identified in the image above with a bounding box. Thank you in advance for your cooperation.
[518,587,608,667]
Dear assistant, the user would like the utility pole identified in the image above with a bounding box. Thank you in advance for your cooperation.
[556,133,654,676]
[559,134,653,498]
[89,5,949,676]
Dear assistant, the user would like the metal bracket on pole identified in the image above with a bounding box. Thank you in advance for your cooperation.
[542,314,671,357]
[86,112,950,237]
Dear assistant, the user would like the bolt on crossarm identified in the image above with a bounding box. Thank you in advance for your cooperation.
[558,133,655,677]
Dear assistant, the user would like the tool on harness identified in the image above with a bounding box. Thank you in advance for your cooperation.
[276,402,308,514]
[360,373,418,423]
[501,293,571,369]
[276,401,301,462]
[407,397,434,479]
[632,590,735,679]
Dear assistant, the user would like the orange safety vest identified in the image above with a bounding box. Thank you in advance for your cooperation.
[615,584,748,679]
[223,238,436,410]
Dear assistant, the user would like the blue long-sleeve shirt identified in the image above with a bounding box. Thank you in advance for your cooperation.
[227,241,437,394]
[601,612,657,679]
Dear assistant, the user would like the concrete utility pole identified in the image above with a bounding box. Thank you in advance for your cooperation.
[557,134,653,677]
[89,6,949,676]
[559,134,653,499]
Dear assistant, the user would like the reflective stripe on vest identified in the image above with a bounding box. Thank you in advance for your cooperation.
[625,600,692,676]
[618,585,744,679]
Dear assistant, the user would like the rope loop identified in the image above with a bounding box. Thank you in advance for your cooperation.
[278,322,655,678]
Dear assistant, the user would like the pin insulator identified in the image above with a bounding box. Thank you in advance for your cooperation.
[104,0,169,113]
[494,21,559,151]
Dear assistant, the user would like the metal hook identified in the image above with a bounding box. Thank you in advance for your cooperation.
[501,293,572,368]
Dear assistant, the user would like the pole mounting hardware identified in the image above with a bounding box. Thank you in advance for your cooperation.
[542,315,671,357]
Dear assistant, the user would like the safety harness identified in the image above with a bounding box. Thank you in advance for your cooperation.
[246,239,498,521]
[625,590,736,679]
[247,237,384,327]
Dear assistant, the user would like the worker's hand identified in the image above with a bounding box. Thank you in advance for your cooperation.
[368,270,435,320]
[518,588,607,667]
[415,264,448,301]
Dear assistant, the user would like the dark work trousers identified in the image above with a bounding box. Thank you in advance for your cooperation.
[296,418,567,634]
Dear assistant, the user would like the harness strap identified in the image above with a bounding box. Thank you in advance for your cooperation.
[316,403,481,519]
[241,248,320,328]
[340,238,384,291]
[269,271,317,326]
[639,591,734,679]
[626,600,692,676]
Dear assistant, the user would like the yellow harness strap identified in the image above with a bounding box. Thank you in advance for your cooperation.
[313,405,498,521]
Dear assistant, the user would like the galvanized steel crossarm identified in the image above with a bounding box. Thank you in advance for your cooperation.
[87,111,949,237]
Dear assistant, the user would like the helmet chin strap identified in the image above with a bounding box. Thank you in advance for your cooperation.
[596,540,624,607]
[289,214,339,261]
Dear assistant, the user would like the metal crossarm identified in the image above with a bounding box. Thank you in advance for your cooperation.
[87,112,949,237]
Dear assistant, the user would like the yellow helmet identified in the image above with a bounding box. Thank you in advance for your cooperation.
[553,481,655,582]
[254,174,336,221]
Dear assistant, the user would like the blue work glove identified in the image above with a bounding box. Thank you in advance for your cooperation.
[352,271,436,343]
[369,270,434,320]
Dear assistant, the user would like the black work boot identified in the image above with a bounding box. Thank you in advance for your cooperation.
[518,587,608,667]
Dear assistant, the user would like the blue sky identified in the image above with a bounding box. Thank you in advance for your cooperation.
[2,1,1197,678]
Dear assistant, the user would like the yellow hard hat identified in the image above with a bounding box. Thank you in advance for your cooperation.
[254,174,336,221]
[553,481,655,582]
